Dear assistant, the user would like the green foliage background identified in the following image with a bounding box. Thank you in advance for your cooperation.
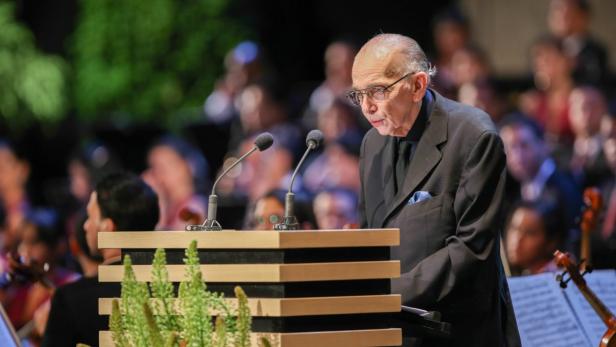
[0,0,249,129]
[0,2,67,129]
[71,0,248,125]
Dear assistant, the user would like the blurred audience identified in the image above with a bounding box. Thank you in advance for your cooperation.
[500,115,582,253]
[204,41,263,125]
[567,86,611,187]
[302,40,357,130]
[313,188,359,229]
[245,189,316,230]
[431,7,471,99]
[547,0,609,87]
[143,136,208,230]
[519,36,575,148]
[505,201,564,275]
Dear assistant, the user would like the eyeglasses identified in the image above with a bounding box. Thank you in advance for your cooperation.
[346,72,413,107]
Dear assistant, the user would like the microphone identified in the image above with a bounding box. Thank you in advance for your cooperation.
[186,132,274,231]
[274,129,323,230]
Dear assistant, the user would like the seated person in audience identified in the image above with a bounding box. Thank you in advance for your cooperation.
[42,172,159,347]
[567,86,611,188]
[547,0,609,87]
[450,45,491,89]
[144,136,208,230]
[505,201,564,275]
[302,133,361,194]
[594,113,616,269]
[313,188,359,229]
[302,40,357,130]
[430,6,470,99]
[458,78,508,127]
[316,97,365,145]
[246,189,316,230]
[500,114,582,253]
[0,140,31,263]
[519,36,575,148]
[3,209,79,336]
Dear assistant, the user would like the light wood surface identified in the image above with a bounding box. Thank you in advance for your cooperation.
[98,261,400,282]
[99,328,402,347]
[97,229,400,249]
[98,294,401,316]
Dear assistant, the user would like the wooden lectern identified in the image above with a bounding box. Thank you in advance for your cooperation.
[96,229,403,347]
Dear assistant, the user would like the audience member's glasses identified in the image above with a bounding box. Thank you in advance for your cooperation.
[346,72,413,106]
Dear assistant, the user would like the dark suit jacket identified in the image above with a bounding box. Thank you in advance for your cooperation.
[42,276,121,347]
[359,90,520,347]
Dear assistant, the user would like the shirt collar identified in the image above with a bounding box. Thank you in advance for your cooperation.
[401,89,433,143]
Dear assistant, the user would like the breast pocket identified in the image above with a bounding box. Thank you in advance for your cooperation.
[390,194,454,272]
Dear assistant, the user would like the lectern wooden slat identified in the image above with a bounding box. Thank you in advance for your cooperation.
[97,229,402,347]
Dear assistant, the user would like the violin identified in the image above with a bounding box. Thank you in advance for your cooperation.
[554,250,616,347]
[580,188,602,271]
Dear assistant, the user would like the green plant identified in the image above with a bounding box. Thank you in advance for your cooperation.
[110,240,258,347]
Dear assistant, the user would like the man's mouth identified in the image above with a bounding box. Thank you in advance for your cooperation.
[371,119,385,126]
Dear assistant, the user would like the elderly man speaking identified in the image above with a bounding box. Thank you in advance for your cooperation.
[350,33,520,346]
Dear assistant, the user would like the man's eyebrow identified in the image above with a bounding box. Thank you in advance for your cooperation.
[351,82,387,90]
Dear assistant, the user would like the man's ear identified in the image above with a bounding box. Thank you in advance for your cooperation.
[411,72,429,102]
[101,218,116,232]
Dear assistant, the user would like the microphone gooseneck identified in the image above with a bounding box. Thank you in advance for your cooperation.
[186,132,274,231]
[275,129,323,231]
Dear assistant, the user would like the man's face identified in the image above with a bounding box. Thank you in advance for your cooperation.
[83,192,105,255]
[500,125,545,182]
[569,89,605,137]
[351,53,420,137]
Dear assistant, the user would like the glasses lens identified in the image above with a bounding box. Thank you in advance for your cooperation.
[369,88,386,101]
[347,91,361,106]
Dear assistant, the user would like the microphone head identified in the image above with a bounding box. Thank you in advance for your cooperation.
[306,130,324,149]
[254,132,274,151]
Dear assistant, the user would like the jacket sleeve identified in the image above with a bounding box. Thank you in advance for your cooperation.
[41,287,75,347]
[399,131,507,309]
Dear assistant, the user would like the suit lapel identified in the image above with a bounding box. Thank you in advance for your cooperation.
[382,96,448,226]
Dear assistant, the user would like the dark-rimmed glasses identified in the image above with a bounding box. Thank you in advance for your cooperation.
[346,72,413,107]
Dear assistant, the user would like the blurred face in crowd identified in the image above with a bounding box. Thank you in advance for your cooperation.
[147,145,193,198]
[548,0,588,37]
[451,48,489,86]
[500,125,547,182]
[569,87,606,138]
[352,44,427,137]
[68,160,92,203]
[253,196,284,230]
[83,192,112,255]
[434,21,468,58]
[18,223,52,266]
[0,147,29,195]
[532,42,572,90]
[317,102,356,143]
[325,42,355,87]
[313,192,356,230]
[506,207,554,270]
[602,117,616,173]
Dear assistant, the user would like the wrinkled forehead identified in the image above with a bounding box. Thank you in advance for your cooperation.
[352,49,406,88]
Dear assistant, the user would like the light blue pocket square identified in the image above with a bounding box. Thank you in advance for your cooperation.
[408,191,432,205]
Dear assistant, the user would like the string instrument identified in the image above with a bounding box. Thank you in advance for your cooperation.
[580,188,602,271]
[554,250,616,347]
[4,253,57,341]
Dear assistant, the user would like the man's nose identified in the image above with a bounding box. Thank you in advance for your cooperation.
[361,96,377,115]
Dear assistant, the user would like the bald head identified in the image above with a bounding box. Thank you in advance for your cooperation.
[353,34,434,81]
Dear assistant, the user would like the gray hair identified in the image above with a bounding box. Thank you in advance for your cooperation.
[368,34,437,82]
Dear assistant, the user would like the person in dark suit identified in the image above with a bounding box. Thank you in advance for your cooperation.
[349,33,520,347]
[499,115,583,254]
[41,173,160,347]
